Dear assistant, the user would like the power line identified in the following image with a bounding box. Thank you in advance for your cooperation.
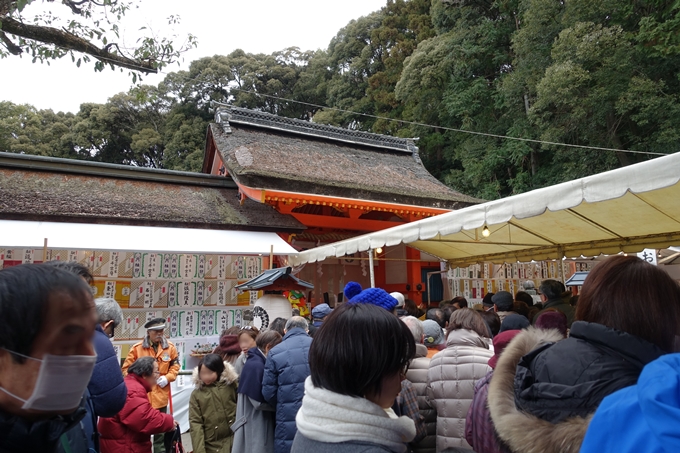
[224,87,667,157]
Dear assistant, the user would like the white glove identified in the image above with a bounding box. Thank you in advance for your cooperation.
[157,376,169,388]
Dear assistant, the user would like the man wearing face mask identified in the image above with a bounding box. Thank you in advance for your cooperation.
[48,261,127,453]
[0,264,98,453]
[122,317,180,453]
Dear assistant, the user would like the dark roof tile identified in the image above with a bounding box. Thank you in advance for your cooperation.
[0,167,305,232]
[218,106,414,152]
[209,119,480,209]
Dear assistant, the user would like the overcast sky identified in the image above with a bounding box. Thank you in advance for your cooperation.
[0,0,387,113]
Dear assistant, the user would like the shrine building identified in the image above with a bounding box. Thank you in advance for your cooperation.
[0,105,478,307]
[201,106,479,304]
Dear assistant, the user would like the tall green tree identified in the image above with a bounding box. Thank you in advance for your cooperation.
[4,0,680,199]
[0,101,79,158]
[315,0,434,134]
[395,0,680,198]
[516,0,680,182]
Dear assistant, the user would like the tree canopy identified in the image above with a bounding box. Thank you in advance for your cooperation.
[2,0,680,198]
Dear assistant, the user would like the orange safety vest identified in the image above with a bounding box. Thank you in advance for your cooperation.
[122,340,180,409]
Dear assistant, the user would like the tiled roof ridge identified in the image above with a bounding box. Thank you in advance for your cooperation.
[0,151,235,189]
[214,106,417,154]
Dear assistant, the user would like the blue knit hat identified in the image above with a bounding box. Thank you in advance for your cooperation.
[344,282,398,312]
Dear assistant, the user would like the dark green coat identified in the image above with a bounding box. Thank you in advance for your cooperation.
[189,362,239,453]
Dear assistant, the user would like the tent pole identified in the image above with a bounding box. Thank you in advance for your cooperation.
[269,245,274,269]
[43,238,48,263]
[369,249,375,288]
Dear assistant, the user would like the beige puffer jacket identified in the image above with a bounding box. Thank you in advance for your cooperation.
[406,343,435,453]
[427,329,493,452]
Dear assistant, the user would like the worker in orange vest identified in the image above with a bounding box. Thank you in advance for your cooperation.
[122,318,180,453]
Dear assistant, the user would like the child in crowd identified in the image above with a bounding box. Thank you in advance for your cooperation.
[189,354,239,453]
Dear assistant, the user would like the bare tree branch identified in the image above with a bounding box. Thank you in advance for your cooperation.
[61,0,118,15]
[0,29,22,54]
[0,15,158,73]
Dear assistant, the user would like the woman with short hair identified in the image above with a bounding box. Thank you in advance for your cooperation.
[99,357,176,453]
[489,255,680,453]
[291,303,417,453]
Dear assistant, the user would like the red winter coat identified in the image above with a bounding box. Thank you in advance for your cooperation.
[99,373,175,453]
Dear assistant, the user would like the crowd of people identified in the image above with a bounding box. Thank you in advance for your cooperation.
[2,254,680,453]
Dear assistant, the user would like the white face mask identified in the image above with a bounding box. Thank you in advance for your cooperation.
[0,349,97,411]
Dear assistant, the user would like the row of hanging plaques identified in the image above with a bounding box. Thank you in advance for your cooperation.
[93,279,261,308]
[116,309,246,341]
[0,249,263,280]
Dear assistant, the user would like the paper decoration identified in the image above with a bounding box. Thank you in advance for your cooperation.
[216,310,229,334]
[207,311,216,335]
[180,255,197,279]
[179,281,195,307]
[170,311,180,338]
[197,255,206,279]
[233,309,242,327]
[142,253,160,279]
[104,281,116,299]
[196,281,205,306]
[182,311,196,337]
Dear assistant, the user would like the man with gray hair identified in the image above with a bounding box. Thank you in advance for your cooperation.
[95,297,124,338]
[284,316,309,332]
[402,315,424,343]
[402,316,436,452]
[262,316,313,453]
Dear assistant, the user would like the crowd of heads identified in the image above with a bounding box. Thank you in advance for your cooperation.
[212,316,309,365]
[310,302,415,407]
[3,253,680,453]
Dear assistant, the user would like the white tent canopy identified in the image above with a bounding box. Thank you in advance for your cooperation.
[290,153,680,266]
[0,220,297,255]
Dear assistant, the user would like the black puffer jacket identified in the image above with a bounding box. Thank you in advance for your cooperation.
[514,321,665,424]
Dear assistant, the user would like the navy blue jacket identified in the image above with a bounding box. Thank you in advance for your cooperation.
[59,324,127,452]
[262,328,313,453]
[89,325,127,417]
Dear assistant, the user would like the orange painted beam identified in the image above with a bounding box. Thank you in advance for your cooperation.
[232,182,450,218]
[290,213,404,232]
[238,184,266,203]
